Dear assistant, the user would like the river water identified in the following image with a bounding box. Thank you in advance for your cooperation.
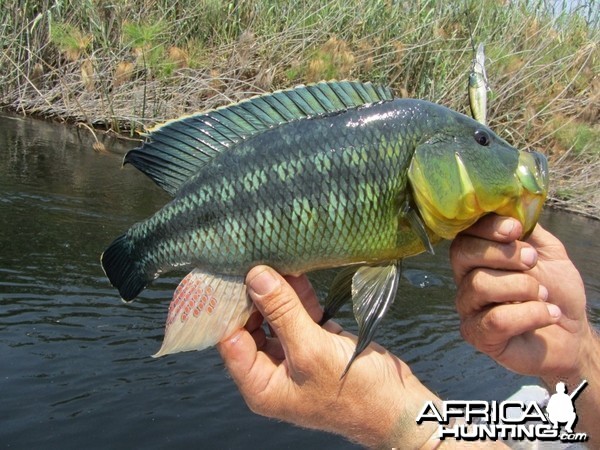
[0,113,598,449]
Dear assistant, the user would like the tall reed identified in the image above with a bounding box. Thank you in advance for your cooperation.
[1,0,598,216]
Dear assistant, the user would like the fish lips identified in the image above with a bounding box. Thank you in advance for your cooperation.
[472,149,548,239]
[512,150,549,238]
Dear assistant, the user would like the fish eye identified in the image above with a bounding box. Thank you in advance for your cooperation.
[474,129,491,146]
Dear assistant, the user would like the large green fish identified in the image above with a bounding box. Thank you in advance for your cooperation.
[101,81,548,372]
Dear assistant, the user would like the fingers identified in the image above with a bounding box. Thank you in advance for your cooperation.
[460,300,561,357]
[525,223,569,260]
[284,274,323,323]
[450,218,538,285]
[217,327,262,383]
[245,266,321,357]
[455,269,547,317]
[459,214,523,242]
[219,267,335,394]
[450,238,538,284]
[245,310,264,333]
[219,266,317,413]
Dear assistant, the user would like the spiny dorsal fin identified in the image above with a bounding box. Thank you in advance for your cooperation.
[125,81,394,195]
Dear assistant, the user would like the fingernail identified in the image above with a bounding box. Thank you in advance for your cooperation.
[546,303,561,318]
[498,218,515,237]
[538,285,549,301]
[520,247,537,266]
[227,330,243,345]
[248,269,280,296]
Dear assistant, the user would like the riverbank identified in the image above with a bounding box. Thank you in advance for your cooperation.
[1,0,598,218]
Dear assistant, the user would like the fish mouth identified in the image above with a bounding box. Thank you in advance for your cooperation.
[409,150,548,240]
[497,150,548,238]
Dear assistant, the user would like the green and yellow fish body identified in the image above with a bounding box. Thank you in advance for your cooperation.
[101,81,547,371]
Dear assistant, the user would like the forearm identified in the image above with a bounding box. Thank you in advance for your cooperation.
[541,324,600,447]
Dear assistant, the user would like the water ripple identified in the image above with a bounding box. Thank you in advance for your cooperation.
[0,114,597,450]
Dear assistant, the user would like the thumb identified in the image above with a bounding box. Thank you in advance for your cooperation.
[246,265,318,356]
[526,223,568,259]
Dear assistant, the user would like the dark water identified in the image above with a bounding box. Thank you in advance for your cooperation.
[0,113,598,449]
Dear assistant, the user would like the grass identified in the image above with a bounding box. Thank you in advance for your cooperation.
[0,0,598,217]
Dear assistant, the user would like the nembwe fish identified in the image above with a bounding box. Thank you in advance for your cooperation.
[101,81,548,374]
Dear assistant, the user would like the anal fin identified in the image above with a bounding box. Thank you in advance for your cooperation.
[153,269,253,357]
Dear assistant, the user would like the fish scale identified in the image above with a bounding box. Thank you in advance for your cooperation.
[101,81,548,372]
[126,106,414,279]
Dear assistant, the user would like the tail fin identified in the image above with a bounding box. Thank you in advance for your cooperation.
[101,234,152,302]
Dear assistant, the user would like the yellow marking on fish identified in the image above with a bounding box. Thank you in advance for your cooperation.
[455,152,479,218]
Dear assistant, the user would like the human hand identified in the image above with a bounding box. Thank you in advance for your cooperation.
[217,266,441,448]
[450,214,596,384]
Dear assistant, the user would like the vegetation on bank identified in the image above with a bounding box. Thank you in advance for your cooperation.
[1,0,598,217]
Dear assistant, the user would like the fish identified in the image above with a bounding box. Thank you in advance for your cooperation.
[100,81,548,374]
[469,42,489,125]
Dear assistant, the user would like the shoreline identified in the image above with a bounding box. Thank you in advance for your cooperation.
[1,105,597,221]
[1,1,598,218]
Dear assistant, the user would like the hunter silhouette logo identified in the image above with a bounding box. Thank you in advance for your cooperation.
[416,380,589,443]
[546,380,588,434]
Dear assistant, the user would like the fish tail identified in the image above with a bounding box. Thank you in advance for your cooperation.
[101,234,151,302]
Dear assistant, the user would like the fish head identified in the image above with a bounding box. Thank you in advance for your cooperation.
[407,117,548,240]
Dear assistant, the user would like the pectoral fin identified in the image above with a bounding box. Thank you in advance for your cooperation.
[342,261,401,377]
[153,269,253,357]
[403,200,435,255]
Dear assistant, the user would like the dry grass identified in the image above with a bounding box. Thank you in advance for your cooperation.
[1,0,599,217]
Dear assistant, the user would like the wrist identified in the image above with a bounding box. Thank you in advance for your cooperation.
[376,374,442,450]
[541,324,600,387]
[540,326,600,445]
[419,420,509,449]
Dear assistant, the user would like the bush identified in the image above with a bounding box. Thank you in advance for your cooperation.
[0,0,598,216]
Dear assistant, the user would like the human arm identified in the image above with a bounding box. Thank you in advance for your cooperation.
[217,265,445,449]
[450,214,600,443]
[218,266,511,448]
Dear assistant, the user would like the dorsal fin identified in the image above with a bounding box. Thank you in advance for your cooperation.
[124,81,394,195]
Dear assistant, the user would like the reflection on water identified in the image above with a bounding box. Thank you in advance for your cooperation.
[0,113,598,449]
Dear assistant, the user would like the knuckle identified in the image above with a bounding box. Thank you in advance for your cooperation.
[449,237,462,262]
[459,320,474,344]
[454,271,486,318]
[454,285,471,317]
[461,318,496,354]
[480,308,507,335]
[468,270,488,296]
[460,310,511,357]
[449,238,468,273]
